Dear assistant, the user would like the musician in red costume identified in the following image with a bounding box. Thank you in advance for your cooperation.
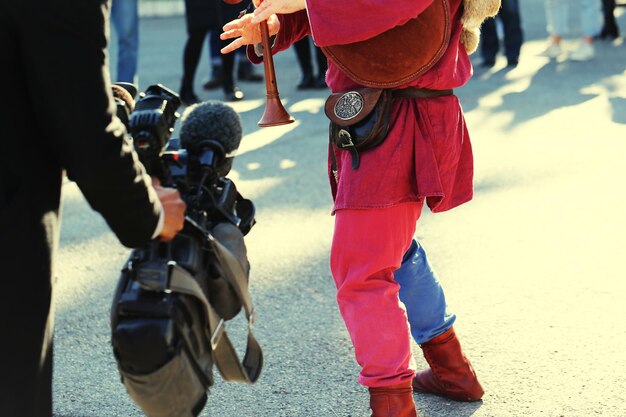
[222,1,499,415]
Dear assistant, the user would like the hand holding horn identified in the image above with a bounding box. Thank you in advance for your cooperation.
[220,0,294,127]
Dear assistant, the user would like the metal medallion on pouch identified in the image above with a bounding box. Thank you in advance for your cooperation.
[334,91,364,121]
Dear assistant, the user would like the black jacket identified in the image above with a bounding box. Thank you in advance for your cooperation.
[184,0,243,32]
[0,0,161,415]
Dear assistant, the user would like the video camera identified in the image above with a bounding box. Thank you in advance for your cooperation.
[110,83,263,417]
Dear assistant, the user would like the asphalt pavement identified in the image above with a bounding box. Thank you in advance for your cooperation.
[53,1,626,416]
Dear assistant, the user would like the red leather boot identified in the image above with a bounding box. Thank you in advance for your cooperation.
[412,327,484,402]
[369,382,418,417]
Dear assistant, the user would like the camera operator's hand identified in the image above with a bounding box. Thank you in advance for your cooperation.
[152,177,186,241]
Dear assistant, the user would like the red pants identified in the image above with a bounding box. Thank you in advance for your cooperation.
[330,202,424,387]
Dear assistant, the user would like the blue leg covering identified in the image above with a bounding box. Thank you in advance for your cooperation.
[395,239,456,344]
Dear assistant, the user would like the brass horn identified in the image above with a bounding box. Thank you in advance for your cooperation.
[257,19,294,127]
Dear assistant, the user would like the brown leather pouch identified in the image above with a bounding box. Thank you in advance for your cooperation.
[321,0,450,88]
[325,88,394,169]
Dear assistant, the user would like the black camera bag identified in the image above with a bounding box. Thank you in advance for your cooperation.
[110,220,262,417]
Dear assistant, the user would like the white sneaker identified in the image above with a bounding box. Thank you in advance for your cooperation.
[569,42,595,61]
[539,42,562,58]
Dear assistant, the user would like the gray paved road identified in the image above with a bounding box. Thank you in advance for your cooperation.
[53,1,626,416]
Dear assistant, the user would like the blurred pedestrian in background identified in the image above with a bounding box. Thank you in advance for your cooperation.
[180,0,248,103]
[540,0,602,61]
[110,0,140,84]
[480,0,524,67]
[293,36,328,89]
[202,30,263,90]
[597,0,620,39]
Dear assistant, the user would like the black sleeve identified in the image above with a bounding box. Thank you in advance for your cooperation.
[19,0,161,247]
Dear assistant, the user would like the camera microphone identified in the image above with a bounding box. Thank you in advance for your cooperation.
[179,101,243,177]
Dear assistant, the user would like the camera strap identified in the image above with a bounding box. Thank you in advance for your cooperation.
[206,232,263,382]
[165,260,263,384]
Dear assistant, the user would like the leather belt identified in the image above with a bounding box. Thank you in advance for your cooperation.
[392,87,454,99]
[328,86,454,177]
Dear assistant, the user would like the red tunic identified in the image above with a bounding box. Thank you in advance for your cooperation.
[249,0,474,213]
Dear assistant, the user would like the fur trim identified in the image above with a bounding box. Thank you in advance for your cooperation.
[460,0,501,53]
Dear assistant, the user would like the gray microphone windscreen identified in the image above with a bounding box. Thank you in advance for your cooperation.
[179,101,242,156]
